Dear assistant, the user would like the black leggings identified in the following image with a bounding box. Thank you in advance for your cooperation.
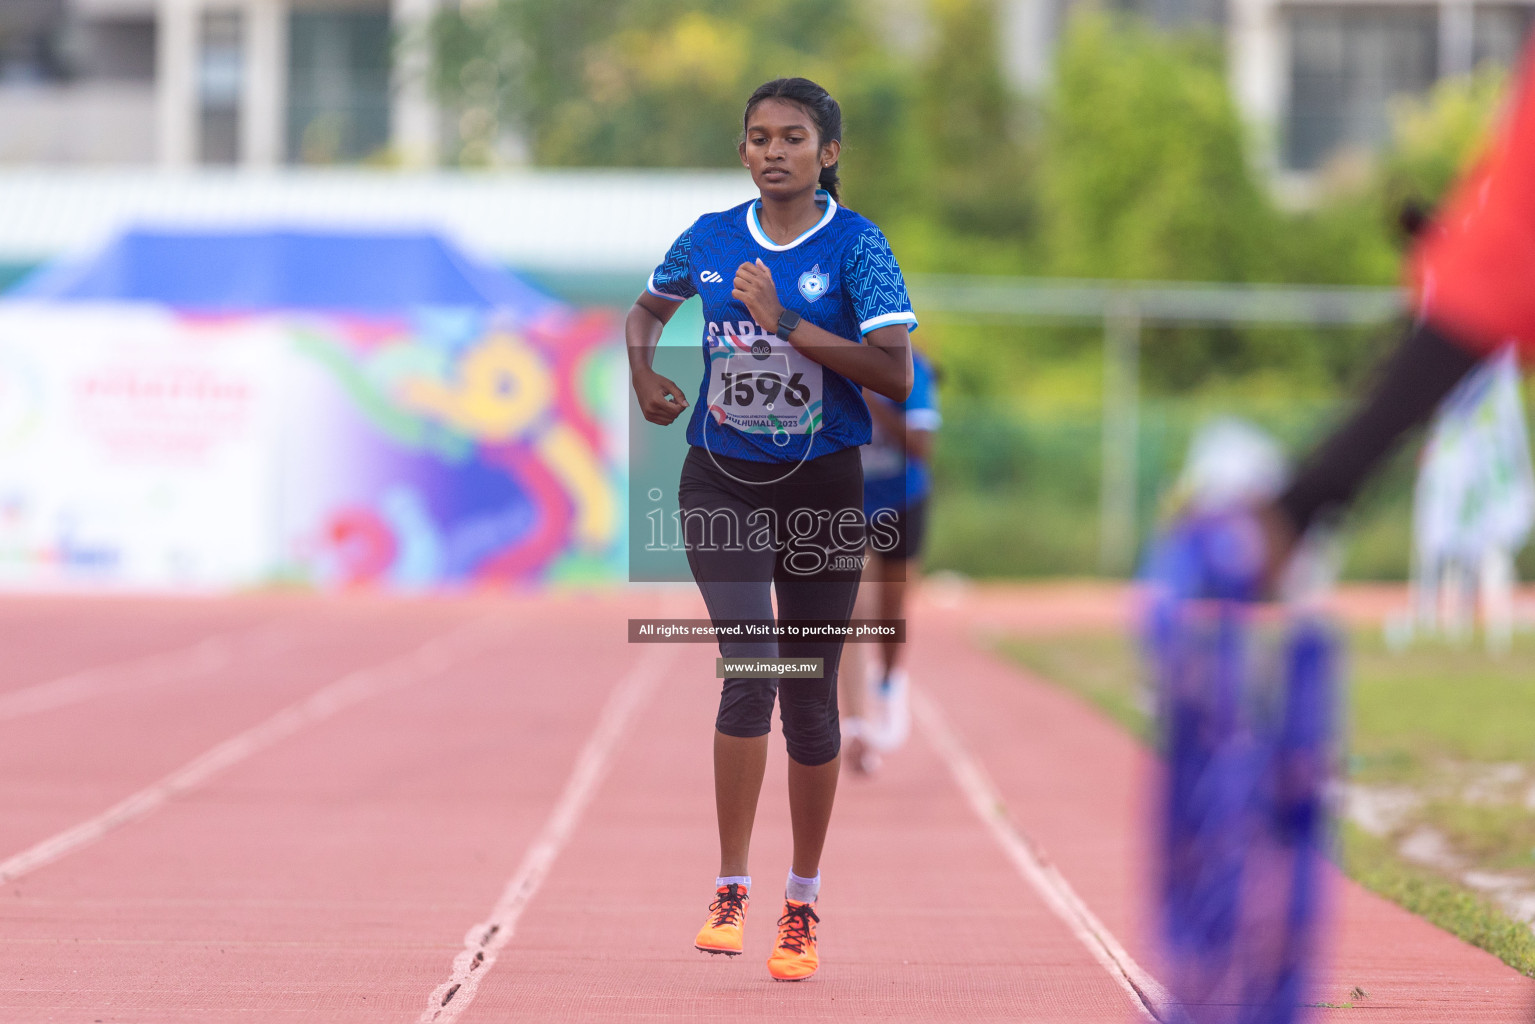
[679,445,865,766]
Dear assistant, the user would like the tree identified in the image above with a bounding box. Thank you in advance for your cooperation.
[910,0,1036,247]
[1381,64,1510,227]
[426,0,906,182]
[1038,14,1276,284]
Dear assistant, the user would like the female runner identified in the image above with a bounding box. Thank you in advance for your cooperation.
[626,77,917,981]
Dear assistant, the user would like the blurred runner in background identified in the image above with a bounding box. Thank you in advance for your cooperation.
[842,348,940,774]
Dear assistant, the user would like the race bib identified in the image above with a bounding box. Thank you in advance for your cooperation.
[706,335,823,446]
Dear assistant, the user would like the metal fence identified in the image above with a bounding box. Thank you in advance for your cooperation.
[907,276,1407,573]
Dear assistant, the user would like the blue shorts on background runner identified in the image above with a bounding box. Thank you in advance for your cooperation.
[862,350,940,559]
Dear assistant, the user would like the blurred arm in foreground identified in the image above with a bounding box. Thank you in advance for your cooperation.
[1265,32,1535,575]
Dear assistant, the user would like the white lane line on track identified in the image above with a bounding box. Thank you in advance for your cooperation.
[419,640,678,1023]
[0,620,298,724]
[913,686,1175,1024]
[0,616,504,885]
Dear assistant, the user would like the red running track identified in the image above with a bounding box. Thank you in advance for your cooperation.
[0,587,1530,1023]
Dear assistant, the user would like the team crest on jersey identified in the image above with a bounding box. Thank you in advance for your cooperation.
[798,265,829,303]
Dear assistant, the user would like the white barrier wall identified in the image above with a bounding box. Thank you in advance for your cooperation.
[0,303,285,589]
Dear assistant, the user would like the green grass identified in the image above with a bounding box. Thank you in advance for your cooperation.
[1346,631,1535,774]
[997,625,1535,978]
[1002,627,1535,765]
[927,491,1105,579]
[1422,802,1535,874]
[1341,823,1535,977]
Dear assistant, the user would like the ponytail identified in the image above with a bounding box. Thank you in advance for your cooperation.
[818,163,841,203]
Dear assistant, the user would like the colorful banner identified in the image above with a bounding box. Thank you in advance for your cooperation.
[1414,347,1535,566]
[0,301,626,591]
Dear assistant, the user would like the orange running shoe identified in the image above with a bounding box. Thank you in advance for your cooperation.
[766,899,819,980]
[694,883,749,956]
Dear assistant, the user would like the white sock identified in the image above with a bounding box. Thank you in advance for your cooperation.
[715,875,751,891]
[785,869,820,903]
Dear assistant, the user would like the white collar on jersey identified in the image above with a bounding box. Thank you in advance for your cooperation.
[747,189,838,251]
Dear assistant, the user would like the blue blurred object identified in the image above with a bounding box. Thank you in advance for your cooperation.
[12,228,560,317]
[1143,512,1338,1024]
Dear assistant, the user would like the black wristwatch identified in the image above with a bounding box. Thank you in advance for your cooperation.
[774,308,801,341]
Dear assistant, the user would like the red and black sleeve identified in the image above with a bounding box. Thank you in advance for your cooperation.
[1275,32,1535,536]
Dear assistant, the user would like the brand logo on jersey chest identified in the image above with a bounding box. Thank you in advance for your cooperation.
[700,270,724,284]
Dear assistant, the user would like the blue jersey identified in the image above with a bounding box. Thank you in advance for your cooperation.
[648,191,917,464]
[863,350,940,515]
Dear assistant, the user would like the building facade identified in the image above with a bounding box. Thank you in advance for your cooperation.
[0,0,440,167]
[0,0,1531,173]
[1228,0,1532,171]
[1001,0,1532,172]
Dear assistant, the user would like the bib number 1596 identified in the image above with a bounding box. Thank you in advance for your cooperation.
[717,370,811,409]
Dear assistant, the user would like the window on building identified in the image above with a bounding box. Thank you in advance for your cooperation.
[76,19,157,83]
[286,11,391,165]
[1286,8,1439,170]
[199,9,243,165]
[1123,0,1226,31]
[0,0,67,84]
[1474,6,1533,69]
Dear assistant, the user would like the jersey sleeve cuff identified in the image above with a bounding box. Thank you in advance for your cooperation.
[860,311,918,334]
[646,273,688,302]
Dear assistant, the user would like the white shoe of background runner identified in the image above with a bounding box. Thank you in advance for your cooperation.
[869,668,911,752]
[841,716,881,774]
[863,662,892,749]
